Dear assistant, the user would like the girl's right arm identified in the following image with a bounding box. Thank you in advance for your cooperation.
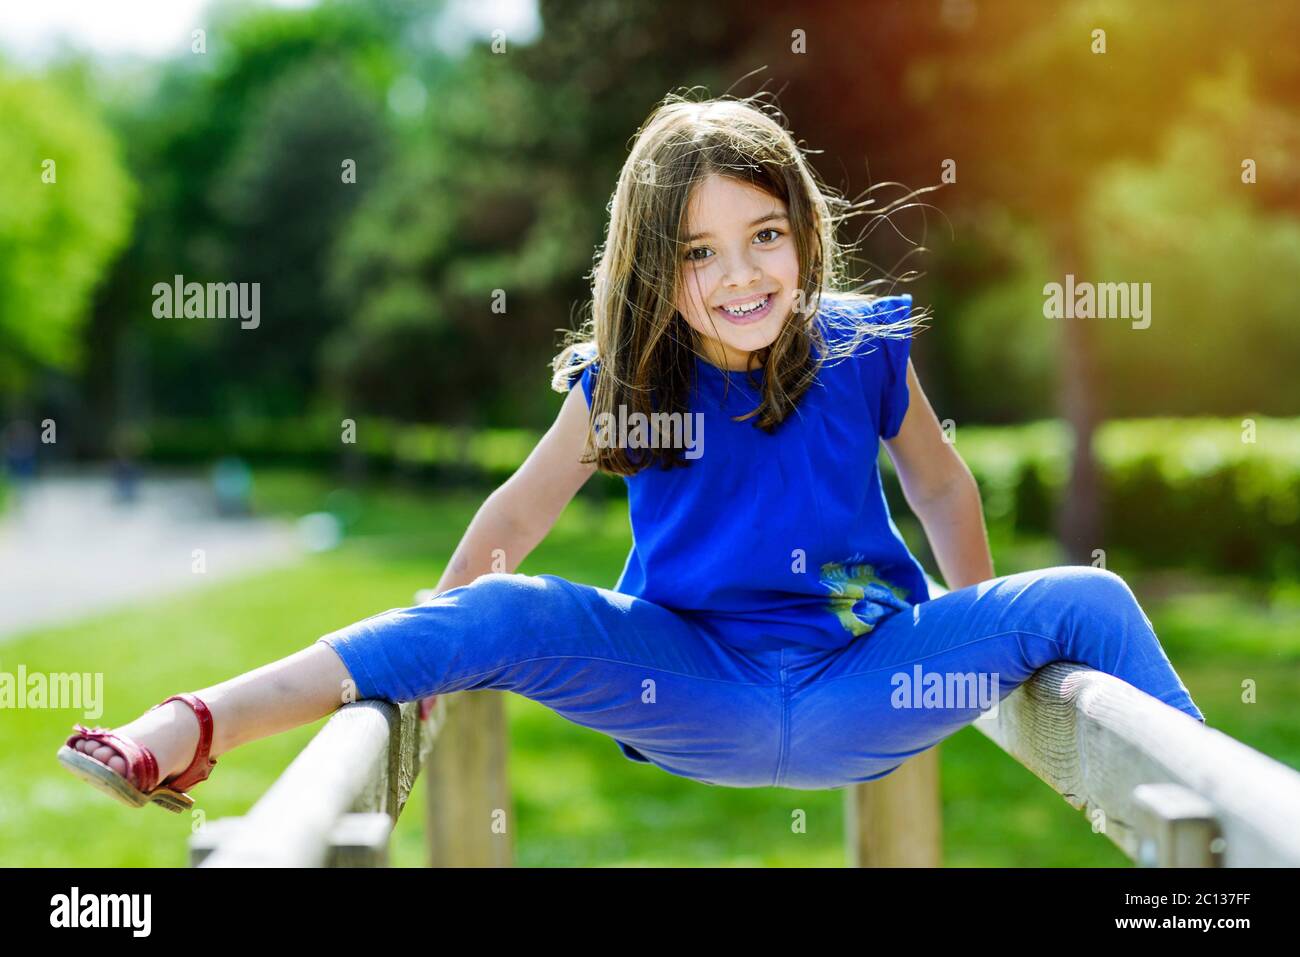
[430,383,598,594]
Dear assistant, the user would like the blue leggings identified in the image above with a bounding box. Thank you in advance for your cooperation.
[317,565,1204,790]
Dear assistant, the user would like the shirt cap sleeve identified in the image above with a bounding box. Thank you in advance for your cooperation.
[861,294,913,440]
[563,344,600,408]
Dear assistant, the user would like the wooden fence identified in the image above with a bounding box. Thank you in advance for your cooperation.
[192,691,510,867]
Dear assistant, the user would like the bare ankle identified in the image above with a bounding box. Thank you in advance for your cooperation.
[124,699,202,780]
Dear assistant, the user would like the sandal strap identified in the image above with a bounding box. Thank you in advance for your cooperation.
[66,725,161,794]
[150,692,218,792]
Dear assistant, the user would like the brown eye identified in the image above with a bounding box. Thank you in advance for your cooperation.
[756,228,782,243]
[684,246,711,262]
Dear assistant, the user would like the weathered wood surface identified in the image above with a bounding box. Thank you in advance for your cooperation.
[844,750,942,867]
[972,660,1300,866]
[197,697,435,867]
[426,690,514,867]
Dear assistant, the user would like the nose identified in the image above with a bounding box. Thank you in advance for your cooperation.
[720,247,763,290]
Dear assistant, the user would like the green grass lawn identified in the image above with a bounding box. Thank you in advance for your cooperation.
[1,468,1295,866]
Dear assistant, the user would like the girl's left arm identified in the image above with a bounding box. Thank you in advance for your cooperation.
[882,360,995,591]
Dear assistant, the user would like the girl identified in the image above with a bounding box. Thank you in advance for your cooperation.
[58,94,1204,810]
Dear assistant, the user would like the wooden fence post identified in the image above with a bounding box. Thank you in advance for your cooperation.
[843,574,947,867]
[425,690,514,866]
[844,748,943,867]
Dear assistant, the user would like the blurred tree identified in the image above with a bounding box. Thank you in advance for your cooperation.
[0,70,134,395]
[1086,62,1300,417]
[210,58,392,413]
[904,0,1300,560]
[324,0,769,428]
[322,56,548,423]
[76,0,410,441]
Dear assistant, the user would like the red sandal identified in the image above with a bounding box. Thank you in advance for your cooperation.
[56,692,218,813]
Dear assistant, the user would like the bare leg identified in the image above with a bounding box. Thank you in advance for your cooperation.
[73,642,353,783]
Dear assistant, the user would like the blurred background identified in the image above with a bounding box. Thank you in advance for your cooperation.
[1,0,1296,866]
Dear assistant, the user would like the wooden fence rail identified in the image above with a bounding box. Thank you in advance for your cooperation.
[967,661,1300,866]
[192,691,512,867]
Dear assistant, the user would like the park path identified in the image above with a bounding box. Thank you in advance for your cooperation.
[0,471,304,641]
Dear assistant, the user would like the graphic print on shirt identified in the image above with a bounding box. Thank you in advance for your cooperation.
[819,551,913,636]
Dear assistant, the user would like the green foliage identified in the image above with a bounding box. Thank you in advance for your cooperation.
[1084,65,1300,418]
[929,416,1300,580]
[942,227,1061,423]
[71,0,403,425]
[8,0,1300,441]
[321,55,603,424]
[935,84,1300,422]
[906,2,1300,423]
[141,412,614,492]
[207,58,393,410]
[0,70,134,391]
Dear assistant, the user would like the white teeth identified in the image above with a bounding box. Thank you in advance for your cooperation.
[721,295,769,316]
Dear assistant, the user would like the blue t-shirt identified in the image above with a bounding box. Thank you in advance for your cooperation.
[563,293,930,652]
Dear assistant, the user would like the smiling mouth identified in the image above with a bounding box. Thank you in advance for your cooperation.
[715,293,773,323]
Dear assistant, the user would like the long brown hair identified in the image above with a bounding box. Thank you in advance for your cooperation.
[552,90,934,477]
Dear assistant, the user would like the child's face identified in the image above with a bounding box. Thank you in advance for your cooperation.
[675,174,800,372]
